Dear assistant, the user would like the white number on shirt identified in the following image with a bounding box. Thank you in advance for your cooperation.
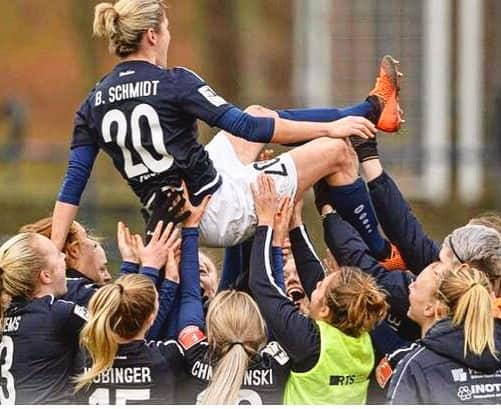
[0,336,16,404]
[102,103,174,178]
[196,387,262,405]
[88,388,150,404]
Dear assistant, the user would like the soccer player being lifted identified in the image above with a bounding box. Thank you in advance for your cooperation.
[52,0,405,269]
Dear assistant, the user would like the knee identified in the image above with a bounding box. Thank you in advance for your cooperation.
[244,104,279,119]
[322,138,357,173]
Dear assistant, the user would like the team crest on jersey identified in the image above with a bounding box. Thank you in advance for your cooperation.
[179,325,206,350]
[198,85,227,107]
[375,356,393,388]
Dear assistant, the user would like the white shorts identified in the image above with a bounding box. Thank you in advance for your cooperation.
[199,131,298,247]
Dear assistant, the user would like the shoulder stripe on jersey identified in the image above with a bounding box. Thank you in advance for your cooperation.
[388,342,419,361]
[176,66,205,82]
[56,299,75,305]
[264,226,287,298]
[155,339,184,356]
[193,173,221,197]
[299,224,325,271]
[49,295,55,304]
[389,346,426,402]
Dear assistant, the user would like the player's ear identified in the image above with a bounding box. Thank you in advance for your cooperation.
[38,269,52,286]
[145,27,157,46]
[66,240,80,260]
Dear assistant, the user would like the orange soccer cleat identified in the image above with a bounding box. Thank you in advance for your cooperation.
[369,55,404,133]
[380,243,407,271]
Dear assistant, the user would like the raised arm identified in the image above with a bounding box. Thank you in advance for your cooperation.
[367,171,440,275]
[322,211,418,339]
[288,198,325,298]
[52,98,99,250]
[174,67,376,146]
[133,221,181,340]
[249,175,320,370]
[176,193,212,335]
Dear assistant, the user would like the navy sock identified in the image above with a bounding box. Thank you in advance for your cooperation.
[276,100,375,122]
[328,177,390,260]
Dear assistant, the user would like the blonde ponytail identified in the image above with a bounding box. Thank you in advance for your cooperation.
[201,290,267,404]
[93,0,166,57]
[201,344,249,404]
[74,284,122,391]
[74,275,157,391]
[439,265,496,358]
[93,3,119,39]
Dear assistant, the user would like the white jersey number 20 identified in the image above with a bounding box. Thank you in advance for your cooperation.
[102,103,174,178]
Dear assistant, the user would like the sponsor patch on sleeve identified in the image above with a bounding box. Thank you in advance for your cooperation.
[198,85,227,107]
[73,304,89,321]
[375,356,393,388]
[178,325,206,350]
[261,341,290,366]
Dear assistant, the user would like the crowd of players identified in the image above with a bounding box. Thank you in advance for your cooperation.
[1,0,501,405]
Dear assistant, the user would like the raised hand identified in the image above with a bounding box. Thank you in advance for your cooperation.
[134,221,179,270]
[250,174,279,226]
[181,181,212,228]
[273,196,294,248]
[117,221,139,264]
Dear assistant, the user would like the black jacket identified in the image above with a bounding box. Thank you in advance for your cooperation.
[388,319,501,404]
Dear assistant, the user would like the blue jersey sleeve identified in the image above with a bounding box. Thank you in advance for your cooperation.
[173,67,234,126]
[57,145,98,206]
[249,226,320,372]
[368,171,440,275]
[289,225,325,298]
[173,68,275,142]
[177,228,205,334]
[52,299,88,340]
[119,261,140,276]
[147,279,178,341]
[271,246,286,292]
[322,212,420,341]
[70,97,99,149]
[218,243,244,292]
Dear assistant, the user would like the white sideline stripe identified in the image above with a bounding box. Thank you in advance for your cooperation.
[193,173,221,196]
[390,346,426,402]
[299,224,324,272]
[264,226,287,298]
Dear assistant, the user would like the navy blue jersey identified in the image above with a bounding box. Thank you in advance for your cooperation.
[71,61,233,205]
[74,339,184,405]
[176,327,290,405]
[0,295,87,404]
[62,268,100,306]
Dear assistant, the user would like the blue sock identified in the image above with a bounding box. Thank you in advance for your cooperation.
[328,177,390,260]
[276,100,376,122]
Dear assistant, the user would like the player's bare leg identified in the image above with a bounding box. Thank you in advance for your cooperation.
[224,105,278,165]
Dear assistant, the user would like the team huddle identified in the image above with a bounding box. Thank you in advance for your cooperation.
[1,0,501,405]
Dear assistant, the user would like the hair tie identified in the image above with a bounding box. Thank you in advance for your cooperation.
[469,282,480,291]
[230,342,244,347]
[448,236,464,264]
